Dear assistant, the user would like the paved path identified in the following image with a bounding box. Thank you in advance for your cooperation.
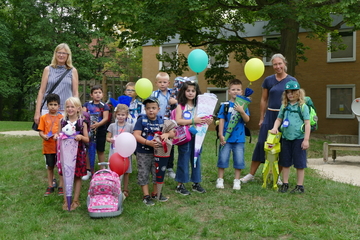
[1,131,359,186]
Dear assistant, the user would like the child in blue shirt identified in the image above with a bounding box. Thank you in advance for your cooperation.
[270,80,310,193]
[216,79,250,190]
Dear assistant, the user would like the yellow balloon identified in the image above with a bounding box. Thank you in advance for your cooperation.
[135,78,153,99]
[244,58,265,82]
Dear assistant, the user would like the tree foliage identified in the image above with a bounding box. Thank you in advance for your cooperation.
[77,0,360,87]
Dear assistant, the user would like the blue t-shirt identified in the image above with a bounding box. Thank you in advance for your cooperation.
[83,101,110,132]
[278,103,310,140]
[262,75,297,110]
[151,89,171,119]
[217,101,250,143]
[134,115,163,153]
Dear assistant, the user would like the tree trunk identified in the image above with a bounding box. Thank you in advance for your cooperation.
[280,17,300,77]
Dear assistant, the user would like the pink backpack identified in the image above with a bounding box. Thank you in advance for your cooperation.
[87,169,123,218]
[171,105,192,146]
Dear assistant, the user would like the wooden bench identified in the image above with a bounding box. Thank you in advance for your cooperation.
[323,142,360,162]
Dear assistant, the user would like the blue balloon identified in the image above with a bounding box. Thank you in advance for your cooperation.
[187,49,209,73]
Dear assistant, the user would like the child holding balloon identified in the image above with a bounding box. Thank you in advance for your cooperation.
[54,97,89,211]
[107,104,134,197]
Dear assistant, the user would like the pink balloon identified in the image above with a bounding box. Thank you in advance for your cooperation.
[115,132,136,157]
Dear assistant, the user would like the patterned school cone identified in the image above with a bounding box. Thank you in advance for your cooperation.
[222,95,251,142]
[194,93,218,168]
[58,135,78,211]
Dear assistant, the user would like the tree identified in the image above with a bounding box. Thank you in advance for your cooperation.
[77,0,360,87]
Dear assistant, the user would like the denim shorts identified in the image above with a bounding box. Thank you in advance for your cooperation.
[217,142,245,169]
[279,138,307,168]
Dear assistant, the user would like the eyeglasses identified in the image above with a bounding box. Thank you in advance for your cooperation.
[56,52,69,56]
[125,89,135,92]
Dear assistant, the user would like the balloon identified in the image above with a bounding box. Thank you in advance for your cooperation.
[188,49,209,73]
[109,153,130,176]
[135,78,153,99]
[115,132,137,157]
[244,58,265,82]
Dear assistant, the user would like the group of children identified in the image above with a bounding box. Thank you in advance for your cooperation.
[38,72,310,210]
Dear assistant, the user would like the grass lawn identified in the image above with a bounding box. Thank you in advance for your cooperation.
[1,121,360,239]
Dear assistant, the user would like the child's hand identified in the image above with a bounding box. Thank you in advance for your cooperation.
[75,134,83,141]
[53,133,59,140]
[160,133,170,141]
[204,117,213,125]
[301,139,309,150]
[220,136,226,146]
[234,103,244,113]
[269,128,278,134]
[90,122,98,129]
[169,97,177,105]
[194,116,206,125]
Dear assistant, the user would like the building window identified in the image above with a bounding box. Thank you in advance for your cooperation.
[207,88,228,113]
[207,55,229,68]
[327,30,356,62]
[326,84,355,119]
[159,45,178,70]
[263,36,280,66]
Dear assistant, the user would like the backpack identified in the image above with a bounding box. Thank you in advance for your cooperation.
[214,102,251,156]
[283,96,318,132]
[170,105,192,145]
[87,169,123,218]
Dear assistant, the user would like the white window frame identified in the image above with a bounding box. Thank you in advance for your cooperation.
[159,44,178,70]
[207,55,229,68]
[327,30,356,63]
[262,35,281,66]
[207,87,228,113]
[326,84,355,119]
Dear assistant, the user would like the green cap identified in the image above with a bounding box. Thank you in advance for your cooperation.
[285,80,300,90]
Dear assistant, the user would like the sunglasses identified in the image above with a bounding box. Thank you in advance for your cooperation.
[125,89,136,92]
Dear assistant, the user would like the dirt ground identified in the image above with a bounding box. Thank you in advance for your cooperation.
[1,130,359,186]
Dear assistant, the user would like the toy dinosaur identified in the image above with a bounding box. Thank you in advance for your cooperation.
[262,131,282,190]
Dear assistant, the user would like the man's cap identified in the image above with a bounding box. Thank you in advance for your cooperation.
[285,80,300,90]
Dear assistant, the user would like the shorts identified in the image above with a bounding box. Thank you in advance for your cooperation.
[44,154,57,168]
[96,130,107,152]
[279,138,307,168]
[217,142,245,169]
[136,152,156,186]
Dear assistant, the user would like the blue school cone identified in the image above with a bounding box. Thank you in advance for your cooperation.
[89,130,96,174]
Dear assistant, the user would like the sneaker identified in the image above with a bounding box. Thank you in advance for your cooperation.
[192,183,206,193]
[175,184,191,195]
[216,178,224,189]
[240,174,254,183]
[81,170,92,181]
[279,183,289,193]
[58,187,64,196]
[44,186,54,196]
[151,193,169,202]
[143,195,155,206]
[290,185,305,194]
[167,168,176,179]
[52,178,57,188]
[277,176,283,186]
[233,179,241,190]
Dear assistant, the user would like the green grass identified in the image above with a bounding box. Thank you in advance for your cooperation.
[0,121,33,131]
[1,123,360,239]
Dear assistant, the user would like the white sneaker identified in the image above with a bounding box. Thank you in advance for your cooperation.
[216,178,224,189]
[240,174,254,183]
[167,168,176,179]
[233,179,241,190]
[81,170,92,181]
[277,176,283,186]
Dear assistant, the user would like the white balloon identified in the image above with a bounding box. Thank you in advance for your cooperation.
[115,132,137,157]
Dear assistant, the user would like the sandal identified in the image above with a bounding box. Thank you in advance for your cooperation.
[70,201,81,211]
[123,190,129,198]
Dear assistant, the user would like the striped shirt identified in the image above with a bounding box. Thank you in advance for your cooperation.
[42,65,73,111]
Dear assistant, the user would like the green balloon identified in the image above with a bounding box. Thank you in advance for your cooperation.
[135,78,153,99]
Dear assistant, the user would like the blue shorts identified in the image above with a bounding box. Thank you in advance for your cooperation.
[279,139,307,168]
[217,142,245,169]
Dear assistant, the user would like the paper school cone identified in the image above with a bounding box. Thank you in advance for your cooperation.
[194,93,218,167]
[59,137,78,211]
[88,139,96,174]
[223,95,251,141]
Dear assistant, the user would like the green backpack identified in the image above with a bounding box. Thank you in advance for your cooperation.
[283,96,318,132]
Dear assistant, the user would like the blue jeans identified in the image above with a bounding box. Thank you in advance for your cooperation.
[175,137,202,183]
[217,142,245,169]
